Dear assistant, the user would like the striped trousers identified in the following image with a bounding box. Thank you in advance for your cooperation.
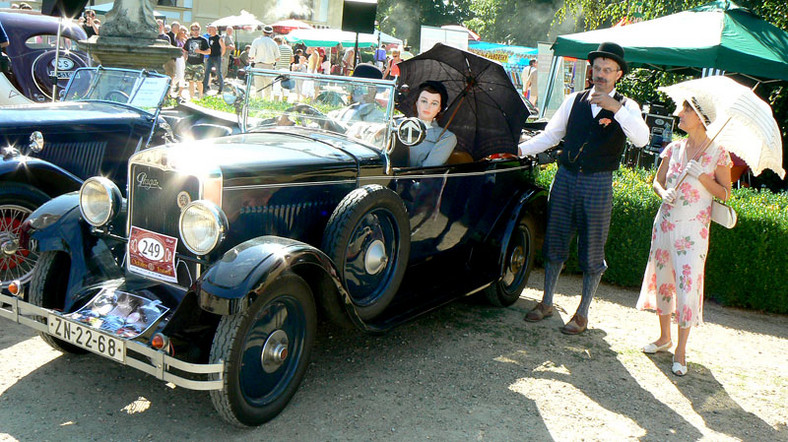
[543,167,613,275]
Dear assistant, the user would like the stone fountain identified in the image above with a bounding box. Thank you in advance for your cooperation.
[79,0,181,72]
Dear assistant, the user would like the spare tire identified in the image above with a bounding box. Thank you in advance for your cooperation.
[322,185,410,320]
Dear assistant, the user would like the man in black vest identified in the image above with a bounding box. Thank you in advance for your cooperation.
[519,42,649,334]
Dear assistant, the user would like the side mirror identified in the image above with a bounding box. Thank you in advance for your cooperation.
[28,131,44,154]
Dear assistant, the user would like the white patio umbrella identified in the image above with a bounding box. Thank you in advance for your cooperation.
[210,10,264,29]
[660,76,785,178]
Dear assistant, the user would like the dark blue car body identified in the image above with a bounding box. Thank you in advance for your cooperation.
[2,69,549,427]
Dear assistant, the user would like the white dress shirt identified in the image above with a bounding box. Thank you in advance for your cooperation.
[519,87,650,156]
[249,36,280,65]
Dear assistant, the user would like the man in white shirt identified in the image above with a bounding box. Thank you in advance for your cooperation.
[519,42,649,335]
[248,25,280,99]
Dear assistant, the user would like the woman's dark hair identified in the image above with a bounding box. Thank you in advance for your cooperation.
[412,81,449,117]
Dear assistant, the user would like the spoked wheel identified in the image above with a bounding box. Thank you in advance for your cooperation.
[322,185,410,320]
[484,215,536,307]
[210,274,317,427]
[0,184,50,289]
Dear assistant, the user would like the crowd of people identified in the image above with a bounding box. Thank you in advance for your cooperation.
[149,20,411,100]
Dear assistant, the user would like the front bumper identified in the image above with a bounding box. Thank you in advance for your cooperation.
[0,292,224,391]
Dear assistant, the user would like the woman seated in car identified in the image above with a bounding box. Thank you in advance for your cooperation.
[409,81,457,167]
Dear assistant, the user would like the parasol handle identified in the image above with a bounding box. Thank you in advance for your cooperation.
[439,92,467,140]
[671,116,732,190]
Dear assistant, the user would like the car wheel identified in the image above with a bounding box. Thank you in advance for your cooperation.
[484,215,536,307]
[322,185,410,320]
[209,274,317,427]
[28,251,88,354]
[0,183,49,289]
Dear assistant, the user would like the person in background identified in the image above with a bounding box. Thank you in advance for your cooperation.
[342,46,354,75]
[167,21,180,47]
[203,25,225,93]
[248,25,279,99]
[637,96,732,376]
[173,26,187,98]
[274,36,293,71]
[518,42,649,335]
[238,44,251,67]
[524,59,538,106]
[221,26,235,78]
[156,19,171,44]
[183,22,210,100]
[382,47,401,80]
[82,9,99,38]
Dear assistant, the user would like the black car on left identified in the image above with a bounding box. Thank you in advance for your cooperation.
[0,66,172,288]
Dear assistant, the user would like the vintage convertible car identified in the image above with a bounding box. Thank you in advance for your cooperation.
[0,66,172,288]
[0,9,90,104]
[0,69,551,426]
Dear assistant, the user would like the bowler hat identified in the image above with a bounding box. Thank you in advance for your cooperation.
[588,42,628,74]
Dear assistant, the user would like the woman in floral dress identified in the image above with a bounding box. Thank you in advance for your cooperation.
[637,97,732,376]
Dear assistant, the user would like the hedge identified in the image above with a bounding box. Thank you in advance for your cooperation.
[535,164,788,314]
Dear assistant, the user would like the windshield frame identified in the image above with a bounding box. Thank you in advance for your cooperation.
[242,68,397,151]
[61,67,171,114]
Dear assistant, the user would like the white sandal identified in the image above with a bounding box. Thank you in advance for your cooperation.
[642,341,672,354]
[672,356,688,376]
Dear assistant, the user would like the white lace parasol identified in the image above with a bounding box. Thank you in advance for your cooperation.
[659,76,785,178]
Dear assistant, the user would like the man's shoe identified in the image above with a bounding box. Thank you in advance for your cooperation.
[524,302,554,322]
[561,314,587,335]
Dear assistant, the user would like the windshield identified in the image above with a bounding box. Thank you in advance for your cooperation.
[243,69,396,151]
[62,67,170,112]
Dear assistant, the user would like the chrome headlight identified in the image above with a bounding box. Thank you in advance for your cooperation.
[179,200,228,255]
[79,177,122,227]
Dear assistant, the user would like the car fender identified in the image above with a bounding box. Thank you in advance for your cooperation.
[497,188,548,272]
[23,192,126,311]
[0,156,82,198]
[196,236,364,329]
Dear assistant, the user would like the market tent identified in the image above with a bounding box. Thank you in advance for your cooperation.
[373,30,402,46]
[286,29,377,48]
[551,0,788,81]
[270,19,313,35]
[209,10,263,29]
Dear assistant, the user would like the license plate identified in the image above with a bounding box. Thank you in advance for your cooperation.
[128,226,178,283]
[48,315,125,361]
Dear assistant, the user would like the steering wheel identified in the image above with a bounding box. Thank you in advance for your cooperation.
[482,153,520,162]
[283,104,345,133]
[103,90,129,103]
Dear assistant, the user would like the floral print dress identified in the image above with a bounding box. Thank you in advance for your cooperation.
[637,139,733,327]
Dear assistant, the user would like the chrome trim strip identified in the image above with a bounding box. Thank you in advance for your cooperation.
[358,165,533,181]
[0,293,224,391]
[224,179,356,191]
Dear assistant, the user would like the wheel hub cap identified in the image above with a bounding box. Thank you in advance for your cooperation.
[261,329,290,374]
[364,239,388,275]
[510,246,524,273]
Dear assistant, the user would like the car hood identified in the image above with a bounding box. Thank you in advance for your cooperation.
[132,130,384,187]
[0,101,151,128]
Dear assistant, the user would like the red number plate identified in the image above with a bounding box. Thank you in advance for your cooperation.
[128,226,178,283]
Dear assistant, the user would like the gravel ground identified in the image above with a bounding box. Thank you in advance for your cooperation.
[1,269,786,441]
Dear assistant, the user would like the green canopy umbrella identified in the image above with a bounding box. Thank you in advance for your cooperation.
[286,29,377,48]
[551,1,788,81]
